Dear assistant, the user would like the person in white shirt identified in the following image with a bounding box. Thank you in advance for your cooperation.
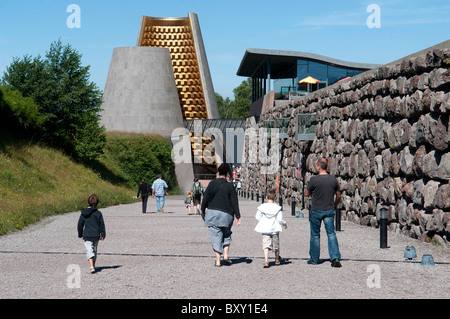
[254,188,287,268]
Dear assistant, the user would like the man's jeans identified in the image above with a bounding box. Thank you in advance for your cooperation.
[309,209,341,264]
[155,195,165,212]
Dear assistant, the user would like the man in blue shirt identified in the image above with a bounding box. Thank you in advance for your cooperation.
[151,174,169,213]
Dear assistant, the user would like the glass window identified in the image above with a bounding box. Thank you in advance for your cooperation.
[297,59,309,81]
[348,69,361,77]
[307,61,327,82]
[328,65,348,84]
[274,78,294,93]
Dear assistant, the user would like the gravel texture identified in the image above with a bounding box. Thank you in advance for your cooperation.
[0,195,449,300]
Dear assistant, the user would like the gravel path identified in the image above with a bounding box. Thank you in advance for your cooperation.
[0,195,449,300]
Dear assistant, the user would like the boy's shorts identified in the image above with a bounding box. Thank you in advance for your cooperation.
[84,240,99,260]
[262,233,280,251]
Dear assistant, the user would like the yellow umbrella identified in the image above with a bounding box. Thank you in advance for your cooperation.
[298,76,320,84]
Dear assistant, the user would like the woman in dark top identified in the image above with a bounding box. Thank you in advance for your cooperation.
[201,163,241,267]
[136,179,150,213]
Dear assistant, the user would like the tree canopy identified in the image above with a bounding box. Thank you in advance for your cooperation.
[216,78,252,119]
[1,39,105,161]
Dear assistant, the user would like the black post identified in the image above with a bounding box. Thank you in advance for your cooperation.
[251,191,254,201]
[291,196,296,216]
[261,191,265,204]
[380,207,389,249]
[335,203,342,231]
[256,191,259,202]
[279,193,283,210]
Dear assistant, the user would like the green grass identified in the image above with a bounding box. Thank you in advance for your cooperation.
[0,131,179,235]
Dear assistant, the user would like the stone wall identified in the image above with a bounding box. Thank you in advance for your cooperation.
[240,41,450,246]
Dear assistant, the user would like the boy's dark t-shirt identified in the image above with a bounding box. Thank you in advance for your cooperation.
[307,174,340,211]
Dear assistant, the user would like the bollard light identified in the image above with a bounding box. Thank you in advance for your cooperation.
[421,254,435,267]
[251,191,254,201]
[279,193,283,210]
[291,197,296,216]
[256,191,259,202]
[261,191,265,204]
[335,203,342,232]
[404,246,417,260]
[379,207,389,249]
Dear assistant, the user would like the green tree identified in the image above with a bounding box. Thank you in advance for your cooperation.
[229,78,252,118]
[216,78,252,119]
[0,86,45,132]
[216,92,232,119]
[1,39,105,161]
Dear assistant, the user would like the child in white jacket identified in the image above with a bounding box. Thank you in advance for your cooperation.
[255,189,287,268]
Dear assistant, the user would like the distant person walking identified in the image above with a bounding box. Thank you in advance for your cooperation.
[305,157,342,267]
[77,194,106,274]
[192,177,203,215]
[152,174,169,213]
[136,179,150,214]
[185,191,193,215]
[201,163,241,267]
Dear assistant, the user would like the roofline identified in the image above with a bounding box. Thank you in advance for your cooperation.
[236,48,382,77]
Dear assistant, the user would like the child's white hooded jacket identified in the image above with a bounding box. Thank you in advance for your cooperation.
[254,203,287,234]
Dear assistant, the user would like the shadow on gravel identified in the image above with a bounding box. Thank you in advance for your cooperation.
[95,265,122,273]
[225,257,253,265]
[1,251,448,265]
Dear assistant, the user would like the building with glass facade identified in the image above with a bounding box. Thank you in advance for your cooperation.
[237,48,381,103]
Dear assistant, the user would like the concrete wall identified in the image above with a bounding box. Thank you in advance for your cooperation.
[240,41,450,246]
[189,13,220,119]
[100,46,185,137]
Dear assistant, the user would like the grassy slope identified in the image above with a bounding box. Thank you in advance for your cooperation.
[0,133,135,235]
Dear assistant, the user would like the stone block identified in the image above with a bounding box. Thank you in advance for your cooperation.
[399,146,414,176]
[421,180,440,209]
[433,183,450,209]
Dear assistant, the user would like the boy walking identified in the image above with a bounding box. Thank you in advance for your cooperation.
[254,189,287,268]
[77,194,106,274]
[192,177,203,215]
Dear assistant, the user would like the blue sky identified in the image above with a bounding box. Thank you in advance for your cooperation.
[0,0,449,99]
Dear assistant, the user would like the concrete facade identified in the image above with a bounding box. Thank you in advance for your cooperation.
[188,13,219,119]
[100,46,184,137]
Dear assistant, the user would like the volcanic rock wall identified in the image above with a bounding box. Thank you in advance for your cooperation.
[240,42,450,245]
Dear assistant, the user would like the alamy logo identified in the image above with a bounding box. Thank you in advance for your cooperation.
[366,4,381,28]
[366,264,381,288]
[170,125,280,174]
[66,4,81,29]
[66,264,81,288]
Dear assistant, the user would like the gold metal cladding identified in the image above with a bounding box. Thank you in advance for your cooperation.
[138,16,207,120]
[138,14,213,163]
